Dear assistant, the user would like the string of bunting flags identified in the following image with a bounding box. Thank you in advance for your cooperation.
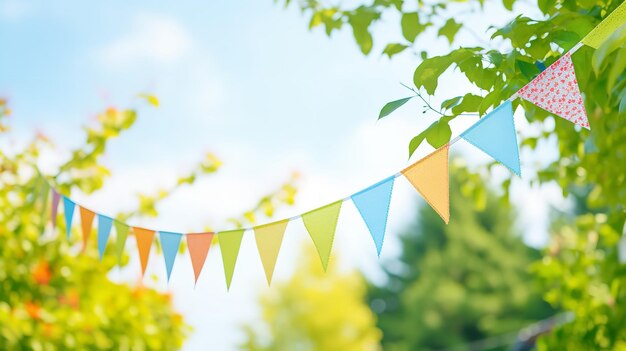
[35,3,626,289]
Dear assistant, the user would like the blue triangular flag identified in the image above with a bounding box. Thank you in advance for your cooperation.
[97,215,113,260]
[351,176,395,256]
[461,100,521,176]
[63,197,75,239]
[159,231,182,282]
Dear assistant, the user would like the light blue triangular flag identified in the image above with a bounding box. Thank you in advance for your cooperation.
[97,215,113,260]
[159,231,182,282]
[63,197,75,239]
[461,100,521,176]
[351,176,395,256]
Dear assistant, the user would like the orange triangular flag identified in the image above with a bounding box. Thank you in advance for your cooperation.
[79,207,96,249]
[133,227,155,277]
[187,233,214,284]
[401,145,450,223]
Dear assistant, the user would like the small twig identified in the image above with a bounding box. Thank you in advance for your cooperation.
[399,83,479,117]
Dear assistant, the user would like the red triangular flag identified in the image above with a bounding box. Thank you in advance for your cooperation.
[517,52,589,129]
[187,233,214,284]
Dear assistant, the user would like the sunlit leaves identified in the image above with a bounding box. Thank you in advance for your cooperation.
[138,93,159,108]
[408,117,453,157]
[383,43,409,58]
[0,99,191,350]
[413,49,475,94]
[451,93,482,114]
[401,12,429,43]
[309,8,343,36]
[592,25,626,92]
[347,6,380,55]
[440,96,462,111]
[438,19,462,44]
[241,246,382,351]
[378,96,413,119]
[413,56,455,95]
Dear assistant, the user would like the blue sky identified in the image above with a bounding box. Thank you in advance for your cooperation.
[1,1,568,349]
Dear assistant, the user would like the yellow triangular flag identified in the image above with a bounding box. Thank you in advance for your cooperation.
[582,2,626,48]
[401,145,450,223]
[254,220,289,285]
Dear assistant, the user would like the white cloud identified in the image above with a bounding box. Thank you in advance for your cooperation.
[99,13,193,68]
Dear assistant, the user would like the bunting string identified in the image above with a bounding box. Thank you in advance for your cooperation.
[33,2,626,288]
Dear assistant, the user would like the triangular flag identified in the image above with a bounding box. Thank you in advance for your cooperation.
[39,181,50,229]
[51,191,61,230]
[582,1,626,49]
[63,197,75,239]
[301,201,343,271]
[402,145,450,223]
[351,176,395,256]
[159,232,182,282]
[97,215,113,260]
[461,100,521,176]
[114,220,129,265]
[517,52,589,129]
[187,233,214,284]
[133,227,155,277]
[254,220,289,285]
[219,229,245,290]
[79,207,95,249]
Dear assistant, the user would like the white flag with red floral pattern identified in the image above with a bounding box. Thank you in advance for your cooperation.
[517,52,590,129]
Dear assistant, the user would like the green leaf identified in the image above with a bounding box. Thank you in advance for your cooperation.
[452,93,482,115]
[592,25,626,74]
[516,59,540,80]
[486,51,503,67]
[438,19,462,44]
[379,97,413,119]
[552,31,580,49]
[441,96,462,111]
[347,6,380,55]
[383,43,409,58]
[413,56,454,94]
[425,119,452,148]
[537,0,555,13]
[607,47,626,93]
[401,12,428,43]
[138,94,159,107]
[503,0,515,10]
[408,130,428,158]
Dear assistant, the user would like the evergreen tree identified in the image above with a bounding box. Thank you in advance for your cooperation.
[367,162,553,351]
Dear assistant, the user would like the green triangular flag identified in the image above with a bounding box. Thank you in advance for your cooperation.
[114,220,129,265]
[301,201,343,271]
[219,229,245,290]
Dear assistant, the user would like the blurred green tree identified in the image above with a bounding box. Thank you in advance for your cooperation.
[367,163,553,351]
[283,0,626,347]
[240,246,382,351]
[0,97,297,350]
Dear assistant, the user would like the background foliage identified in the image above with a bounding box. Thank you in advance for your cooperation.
[367,163,553,351]
[240,246,382,351]
[278,0,626,348]
[0,97,297,350]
